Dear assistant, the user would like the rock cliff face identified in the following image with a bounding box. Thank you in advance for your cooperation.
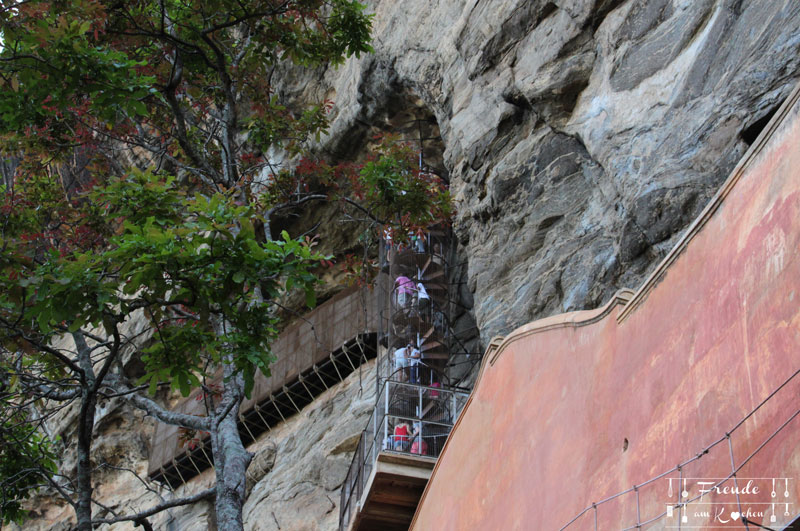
[240,363,376,531]
[309,0,800,342]
[18,1,800,529]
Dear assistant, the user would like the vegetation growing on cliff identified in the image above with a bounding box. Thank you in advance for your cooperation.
[0,0,454,528]
[0,1,375,529]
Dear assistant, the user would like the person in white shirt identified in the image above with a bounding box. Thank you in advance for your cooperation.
[432,242,444,265]
[408,344,421,383]
[393,345,409,380]
[416,282,430,318]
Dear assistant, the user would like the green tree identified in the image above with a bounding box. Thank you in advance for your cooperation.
[0,400,58,526]
[0,170,326,529]
[0,1,373,529]
[0,2,452,529]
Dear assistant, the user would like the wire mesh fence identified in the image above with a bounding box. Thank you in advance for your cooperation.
[377,229,480,389]
[339,379,470,530]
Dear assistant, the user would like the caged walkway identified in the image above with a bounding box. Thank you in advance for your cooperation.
[377,226,481,386]
[148,286,379,488]
[339,226,479,531]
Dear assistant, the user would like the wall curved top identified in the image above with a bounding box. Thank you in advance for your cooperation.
[412,82,800,530]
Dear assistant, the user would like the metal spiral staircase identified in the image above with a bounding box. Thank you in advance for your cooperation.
[339,226,476,531]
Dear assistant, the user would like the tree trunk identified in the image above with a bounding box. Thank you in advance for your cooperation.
[211,371,252,531]
[75,391,97,531]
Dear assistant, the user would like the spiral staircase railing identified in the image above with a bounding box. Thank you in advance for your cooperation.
[339,226,478,531]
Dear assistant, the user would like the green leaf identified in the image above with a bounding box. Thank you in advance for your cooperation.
[243,365,255,399]
[239,216,254,238]
[130,99,147,116]
[178,375,190,397]
[305,288,316,308]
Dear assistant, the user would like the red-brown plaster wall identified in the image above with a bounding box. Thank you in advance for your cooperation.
[412,86,800,530]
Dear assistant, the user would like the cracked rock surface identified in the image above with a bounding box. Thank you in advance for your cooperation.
[240,364,376,531]
[297,0,800,341]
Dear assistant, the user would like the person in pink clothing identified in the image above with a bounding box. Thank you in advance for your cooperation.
[394,275,414,307]
[410,439,428,455]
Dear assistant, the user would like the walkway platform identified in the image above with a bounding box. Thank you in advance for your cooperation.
[343,452,435,531]
[147,286,379,488]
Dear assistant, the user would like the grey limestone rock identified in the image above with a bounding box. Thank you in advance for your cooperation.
[306,0,800,343]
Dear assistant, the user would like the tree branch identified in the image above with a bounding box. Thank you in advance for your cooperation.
[162,43,223,183]
[264,193,328,239]
[0,318,84,376]
[90,487,215,528]
[105,375,211,431]
[342,197,387,225]
[18,378,80,402]
[91,322,122,393]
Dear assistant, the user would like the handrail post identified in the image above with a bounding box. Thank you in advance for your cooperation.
[357,436,364,501]
[418,385,422,419]
[384,383,389,451]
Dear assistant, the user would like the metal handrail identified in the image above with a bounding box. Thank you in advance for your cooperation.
[342,226,477,530]
[338,379,469,530]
